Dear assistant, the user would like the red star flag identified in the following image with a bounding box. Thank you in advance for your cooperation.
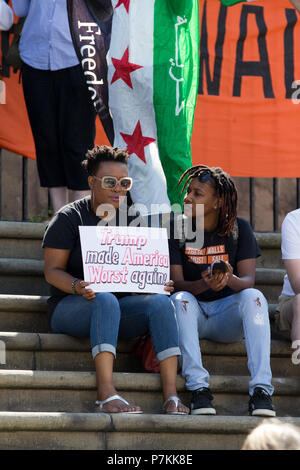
[108,0,199,215]
[67,0,115,144]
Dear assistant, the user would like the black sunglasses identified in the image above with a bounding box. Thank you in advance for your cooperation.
[197,169,212,183]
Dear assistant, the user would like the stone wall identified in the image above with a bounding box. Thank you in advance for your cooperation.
[0,150,48,221]
[0,149,298,230]
[234,177,298,231]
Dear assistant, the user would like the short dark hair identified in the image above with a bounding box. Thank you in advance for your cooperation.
[82,145,129,176]
[178,164,238,237]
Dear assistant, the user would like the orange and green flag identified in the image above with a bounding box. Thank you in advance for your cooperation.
[220,0,256,5]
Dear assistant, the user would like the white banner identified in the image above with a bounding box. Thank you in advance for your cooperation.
[79,225,170,294]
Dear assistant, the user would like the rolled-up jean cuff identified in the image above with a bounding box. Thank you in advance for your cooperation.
[157,347,181,363]
[92,343,116,360]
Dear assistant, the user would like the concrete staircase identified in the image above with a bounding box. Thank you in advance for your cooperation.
[0,221,299,450]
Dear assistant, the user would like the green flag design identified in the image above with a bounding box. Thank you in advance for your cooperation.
[108,0,199,214]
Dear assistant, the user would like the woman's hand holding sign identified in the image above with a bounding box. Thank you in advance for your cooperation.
[74,280,96,300]
[164,280,175,295]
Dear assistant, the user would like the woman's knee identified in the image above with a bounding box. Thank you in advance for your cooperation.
[145,294,175,318]
[50,296,92,335]
[50,313,61,333]
[238,288,267,307]
[237,288,269,323]
[170,291,200,317]
[94,291,119,305]
[93,292,120,318]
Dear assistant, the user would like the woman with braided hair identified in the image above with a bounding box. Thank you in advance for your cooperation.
[169,165,276,417]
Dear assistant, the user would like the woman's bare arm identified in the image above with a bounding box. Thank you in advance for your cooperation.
[171,258,256,295]
[44,247,95,299]
[226,258,256,292]
[170,264,210,295]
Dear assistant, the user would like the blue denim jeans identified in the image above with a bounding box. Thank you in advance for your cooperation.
[171,288,274,396]
[51,292,180,362]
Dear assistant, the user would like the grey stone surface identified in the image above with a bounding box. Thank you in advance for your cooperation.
[0,413,298,449]
[0,295,48,311]
[0,221,45,239]
[0,258,44,275]
[255,268,285,285]
[0,222,297,449]
[0,370,298,397]
[0,331,290,355]
[255,232,281,248]
[0,276,50,296]
[0,431,106,450]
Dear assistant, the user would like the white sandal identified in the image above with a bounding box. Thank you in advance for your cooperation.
[95,394,143,414]
[163,396,189,415]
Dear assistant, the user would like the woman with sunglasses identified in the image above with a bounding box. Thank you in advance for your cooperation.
[169,165,275,417]
[42,145,189,415]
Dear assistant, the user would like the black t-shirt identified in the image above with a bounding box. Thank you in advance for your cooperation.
[168,215,260,302]
[42,196,131,316]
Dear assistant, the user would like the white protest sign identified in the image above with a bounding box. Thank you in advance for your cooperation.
[79,225,170,294]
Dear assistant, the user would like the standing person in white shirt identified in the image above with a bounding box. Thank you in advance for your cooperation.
[0,0,14,31]
[275,209,300,343]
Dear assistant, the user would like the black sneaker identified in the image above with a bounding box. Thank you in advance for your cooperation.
[190,387,216,415]
[249,387,276,417]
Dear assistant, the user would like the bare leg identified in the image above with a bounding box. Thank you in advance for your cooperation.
[94,352,142,413]
[71,190,90,202]
[49,187,68,214]
[291,295,300,343]
[160,356,189,414]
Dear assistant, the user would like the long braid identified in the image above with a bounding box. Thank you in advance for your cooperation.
[178,165,238,237]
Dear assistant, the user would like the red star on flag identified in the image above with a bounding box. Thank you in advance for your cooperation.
[120,121,156,164]
[115,0,130,13]
[111,48,142,89]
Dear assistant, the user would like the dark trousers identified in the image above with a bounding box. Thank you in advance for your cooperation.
[22,62,96,189]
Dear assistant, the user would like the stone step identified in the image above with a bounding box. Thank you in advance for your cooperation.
[0,225,289,451]
[0,370,298,418]
[255,267,285,304]
[255,232,283,269]
[0,330,295,377]
[0,222,283,265]
[1,412,298,450]
[0,258,285,301]
[0,294,279,332]
[0,294,293,376]
[0,295,50,332]
[0,294,282,332]
[0,332,142,373]
[0,258,49,296]
[0,222,44,260]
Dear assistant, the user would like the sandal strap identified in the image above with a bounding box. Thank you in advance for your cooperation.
[95,394,129,410]
[163,395,180,409]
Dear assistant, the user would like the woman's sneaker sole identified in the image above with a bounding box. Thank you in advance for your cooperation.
[251,409,276,417]
[191,407,216,415]
[248,387,276,417]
